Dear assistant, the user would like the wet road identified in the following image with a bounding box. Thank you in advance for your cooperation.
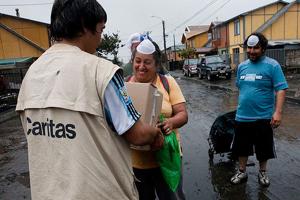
[177,77,300,200]
[0,77,300,199]
[0,116,29,199]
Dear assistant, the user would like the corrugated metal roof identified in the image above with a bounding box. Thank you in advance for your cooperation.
[208,21,223,30]
[268,40,300,46]
[167,44,185,51]
[185,25,210,39]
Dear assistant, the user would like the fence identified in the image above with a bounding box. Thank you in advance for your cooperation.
[168,60,184,71]
[225,48,300,72]
[0,66,28,112]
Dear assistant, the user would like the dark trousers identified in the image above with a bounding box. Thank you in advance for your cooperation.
[232,119,276,161]
[133,167,185,200]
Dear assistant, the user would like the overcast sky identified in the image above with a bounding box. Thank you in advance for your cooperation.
[0,0,294,62]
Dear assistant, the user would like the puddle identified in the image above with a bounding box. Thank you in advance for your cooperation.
[5,172,30,188]
[16,172,30,188]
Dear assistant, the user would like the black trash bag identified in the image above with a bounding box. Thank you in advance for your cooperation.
[209,110,236,154]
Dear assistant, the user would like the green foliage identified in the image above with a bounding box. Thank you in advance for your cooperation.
[178,47,196,59]
[97,33,122,65]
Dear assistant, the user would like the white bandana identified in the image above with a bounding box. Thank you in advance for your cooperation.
[136,39,155,54]
[247,35,259,47]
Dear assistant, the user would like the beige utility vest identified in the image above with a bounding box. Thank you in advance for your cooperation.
[16,44,138,200]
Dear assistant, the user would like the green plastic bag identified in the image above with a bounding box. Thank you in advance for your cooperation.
[156,115,181,192]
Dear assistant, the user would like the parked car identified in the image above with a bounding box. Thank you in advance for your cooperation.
[197,55,231,81]
[182,58,199,77]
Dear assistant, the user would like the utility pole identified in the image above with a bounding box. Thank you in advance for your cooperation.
[151,16,167,61]
[162,20,167,58]
[173,33,176,62]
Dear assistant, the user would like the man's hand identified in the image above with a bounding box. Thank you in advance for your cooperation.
[150,128,164,151]
[271,89,286,129]
[271,111,282,128]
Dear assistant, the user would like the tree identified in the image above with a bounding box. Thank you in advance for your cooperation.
[178,47,196,59]
[97,33,123,65]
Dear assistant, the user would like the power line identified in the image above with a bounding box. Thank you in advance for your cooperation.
[0,2,53,6]
[165,0,232,47]
[196,0,232,25]
[144,21,162,33]
[167,0,220,34]
[152,0,219,48]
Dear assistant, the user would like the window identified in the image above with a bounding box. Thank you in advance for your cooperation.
[234,19,240,35]
[233,48,240,54]
[212,28,220,40]
[221,50,227,55]
[217,29,220,39]
[201,58,205,64]
[208,33,212,41]
[191,40,195,48]
[233,48,240,64]
[206,56,223,64]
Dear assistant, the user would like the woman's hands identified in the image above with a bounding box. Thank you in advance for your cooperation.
[157,119,174,135]
[151,103,188,150]
[157,103,188,135]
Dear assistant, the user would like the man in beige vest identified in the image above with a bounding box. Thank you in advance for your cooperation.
[16,0,163,199]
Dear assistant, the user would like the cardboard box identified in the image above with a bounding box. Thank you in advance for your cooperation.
[125,82,163,150]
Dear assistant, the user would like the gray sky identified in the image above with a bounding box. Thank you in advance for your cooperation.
[0,0,293,62]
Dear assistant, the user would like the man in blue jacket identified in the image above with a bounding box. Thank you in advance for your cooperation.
[230,32,288,187]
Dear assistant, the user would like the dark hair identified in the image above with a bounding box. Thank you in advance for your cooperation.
[132,40,163,72]
[151,41,162,68]
[50,0,107,41]
[244,32,268,51]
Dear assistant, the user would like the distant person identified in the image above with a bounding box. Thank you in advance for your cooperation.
[230,32,288,187]
[123,33,169,79]
[127,39,188,200]
[16,0,163,199]
[123,32,146,78]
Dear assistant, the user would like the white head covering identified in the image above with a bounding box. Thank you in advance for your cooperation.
[136,39,155,54]
[247,35,259,47]
[126,33,153,49]
[126,33,142,48]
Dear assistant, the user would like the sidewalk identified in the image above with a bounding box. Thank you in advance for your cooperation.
[169,70,300,104]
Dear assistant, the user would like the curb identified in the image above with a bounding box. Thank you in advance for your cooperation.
[286,96,300,104]
[171,72,237,93]
[180,76,236,92]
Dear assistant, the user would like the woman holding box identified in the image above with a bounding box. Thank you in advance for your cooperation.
[127,39,188,200]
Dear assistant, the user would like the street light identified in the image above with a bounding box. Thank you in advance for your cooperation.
[151,16,167,58]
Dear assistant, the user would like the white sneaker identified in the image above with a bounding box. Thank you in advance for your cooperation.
[258,171,270,187]
[230,170,248,184]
